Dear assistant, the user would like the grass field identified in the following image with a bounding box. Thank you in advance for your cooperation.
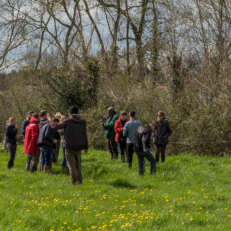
[0,145,231,231]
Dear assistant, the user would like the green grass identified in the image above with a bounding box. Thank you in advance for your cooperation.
[0,145,231,231]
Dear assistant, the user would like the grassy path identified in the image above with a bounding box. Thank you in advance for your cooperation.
[0,145,231,230]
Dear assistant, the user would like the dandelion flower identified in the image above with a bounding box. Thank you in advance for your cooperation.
[190,218,193,221]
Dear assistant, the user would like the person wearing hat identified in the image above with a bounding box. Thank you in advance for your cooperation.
[101,107,119,159]
[21,111,34,143]
[49,106,88,185]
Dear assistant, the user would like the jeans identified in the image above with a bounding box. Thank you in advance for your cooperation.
[61,142,67,168]
[135,149,156,175]
[7,143,17,169]
[40,144,53,166]
[118,140,126,155]
[108,136,118,159]
[155,145,167,162]
[126,143,134,164]
[66,149,82,185]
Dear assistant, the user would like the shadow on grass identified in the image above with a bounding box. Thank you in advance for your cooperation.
[110,178,137,189]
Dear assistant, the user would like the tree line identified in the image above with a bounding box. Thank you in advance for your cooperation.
[1,0,231,155]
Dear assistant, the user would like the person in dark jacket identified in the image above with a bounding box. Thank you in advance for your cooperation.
[38,110,57,172]
[6,117,18,169]
[21,111,34,143]
[152,111,172,163]
[114,111,129,163]
[49,106,88,185]
[102,107,119,159]
[134,123,158,175]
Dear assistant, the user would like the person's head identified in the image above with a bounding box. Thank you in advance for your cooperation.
[129,110,136,119]
[9,117,16,126]
[6,120,9,125]
[40,110,48,120]
[52,117,60,124]
[120,111,127,121]
[108,107,115,116]
[149,122,159,132]
[68,106,79,116]
[60,115,66,122]
[157,111,165,120]
[32,113,40,120]
[27,111,34,120]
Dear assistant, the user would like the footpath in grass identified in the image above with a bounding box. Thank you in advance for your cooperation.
[0,145,231,231]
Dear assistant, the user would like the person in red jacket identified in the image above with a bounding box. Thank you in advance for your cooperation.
[24,113,40,173]
[114,111,129,163]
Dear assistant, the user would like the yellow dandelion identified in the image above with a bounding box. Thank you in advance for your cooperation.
[190,218,193,221]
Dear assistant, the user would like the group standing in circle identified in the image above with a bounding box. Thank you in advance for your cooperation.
[2,106,172,184]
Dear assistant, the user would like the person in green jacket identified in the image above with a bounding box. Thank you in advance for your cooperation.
[101,107,119,159]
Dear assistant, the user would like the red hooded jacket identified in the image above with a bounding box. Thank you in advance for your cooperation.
[24,117,40,155]
[114,117,129,143]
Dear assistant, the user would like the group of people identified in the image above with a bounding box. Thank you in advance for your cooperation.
[3,106,88,185]
[2,105,172,185]
[102,108,172,174]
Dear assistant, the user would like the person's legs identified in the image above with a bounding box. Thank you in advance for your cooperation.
[7,143,16,169]
[142,149,156,174]
[135,151,145,175]
[108,139,113,159]
[56,139,61,162]
[43,145,52,172]
[26,154,32,171]
[161,145,166,163]
[66,149,80,185]
[61,142,67,168]
[110,136,118,159]
[126,143,134,168]
[30,154,40,172]
[118,140,124,154]
[155,145,161,163]
[40,145,45,170]
[118,140,125,162]
[75,150,82,184]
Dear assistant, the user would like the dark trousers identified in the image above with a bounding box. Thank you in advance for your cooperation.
[108,136,118,159]
[126,143,134,164]
[135,149,156,175]
[118,140,127,155]
[155,145,167,162]
[40,144,53,166]
[30,154,40,172]
[7,143,17,169]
